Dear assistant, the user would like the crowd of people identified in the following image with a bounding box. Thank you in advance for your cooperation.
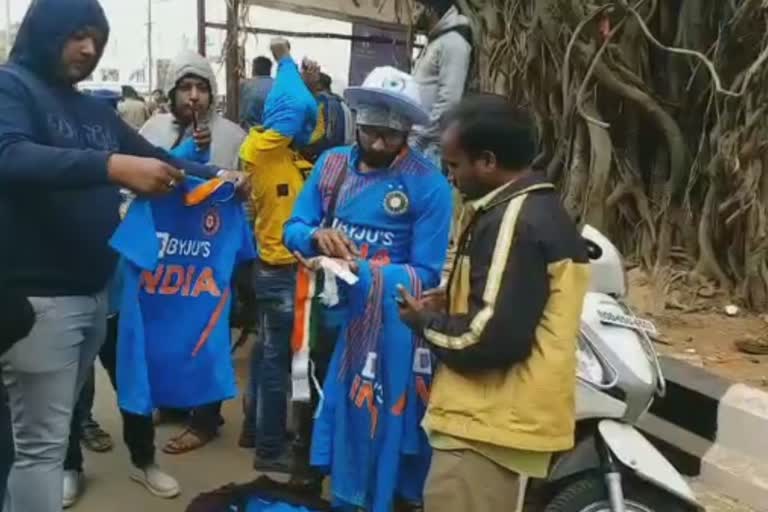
[0,0,591,512]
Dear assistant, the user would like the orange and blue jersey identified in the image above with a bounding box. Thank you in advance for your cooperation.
[284,146,452,511]
[110,177,256,415]
[312,262,437,511]
[284,146,452,283]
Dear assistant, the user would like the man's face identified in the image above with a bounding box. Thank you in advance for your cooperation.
[441,122,492,200]
[412,2,431,31]
[174,76,211,124]
[58,27,105,84]
[357,125,408,169]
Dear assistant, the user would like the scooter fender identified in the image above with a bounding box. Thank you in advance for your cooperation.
[598,420,699,507]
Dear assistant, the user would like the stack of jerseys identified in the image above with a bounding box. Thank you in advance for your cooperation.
[246,500,315,512]
[186,476,330,512]
[283,146,453,511]
[110,177,256,415]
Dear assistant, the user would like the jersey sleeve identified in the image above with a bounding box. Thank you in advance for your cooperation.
[408,173,453,289]
[109,199,161,271]
[283,152,329,257]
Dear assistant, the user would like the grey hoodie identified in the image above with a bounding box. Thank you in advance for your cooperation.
[411,6,472,153]
[140,50,246,169]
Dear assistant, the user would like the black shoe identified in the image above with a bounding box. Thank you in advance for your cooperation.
[253,451,293,474]
[238,429,256,449]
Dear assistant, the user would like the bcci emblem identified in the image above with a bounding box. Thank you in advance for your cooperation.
[384,190,409,216]
[381,76,407,92]
[202,207,221,237]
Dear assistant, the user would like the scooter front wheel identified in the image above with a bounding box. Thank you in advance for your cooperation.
[544,477,694,512]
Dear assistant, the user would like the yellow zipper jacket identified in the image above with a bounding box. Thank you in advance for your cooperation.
[420,173,590,452]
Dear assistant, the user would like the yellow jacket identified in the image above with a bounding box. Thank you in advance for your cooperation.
[240,128,313,265]
[422,174,590,452]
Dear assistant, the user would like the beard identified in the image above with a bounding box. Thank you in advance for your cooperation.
[357,134,402,169]
[360,148,399,169]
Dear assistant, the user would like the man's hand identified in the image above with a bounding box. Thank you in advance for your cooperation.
[217,170,251,197]
[312,228,358,260]
[193,125,212,150]
[293,251,320,271]
[397,285,426,331]
[270,37,291,61]
[422,287,447,313]
[294,251,359,275]
[107,154,185,196]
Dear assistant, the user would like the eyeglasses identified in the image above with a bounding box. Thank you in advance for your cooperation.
[358,125,406,145]
[176,80,211,94]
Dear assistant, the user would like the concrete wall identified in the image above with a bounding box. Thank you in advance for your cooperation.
[642,356,768,511]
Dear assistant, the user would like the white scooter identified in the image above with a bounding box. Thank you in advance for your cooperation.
[523,225,702,512]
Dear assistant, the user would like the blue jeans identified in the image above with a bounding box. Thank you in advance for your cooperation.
[246,260,296,459]
[0,376,12,507]
[1,292,107,512]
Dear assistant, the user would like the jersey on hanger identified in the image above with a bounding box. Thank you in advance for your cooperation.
[110,177,256,415]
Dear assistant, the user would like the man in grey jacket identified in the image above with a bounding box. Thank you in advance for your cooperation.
[411,0,473,164]
[141,50,247,171]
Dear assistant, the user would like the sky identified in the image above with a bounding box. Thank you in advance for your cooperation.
[4,0,353,93]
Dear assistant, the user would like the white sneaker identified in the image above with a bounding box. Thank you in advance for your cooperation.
[63,470,85,509]
[130,464,180,499]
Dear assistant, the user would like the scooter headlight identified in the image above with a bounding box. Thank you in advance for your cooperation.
[577,336,606,385]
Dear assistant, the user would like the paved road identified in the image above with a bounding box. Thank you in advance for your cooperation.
[691,481,757,512]
[69,370,251,512]
[67,361,755,512]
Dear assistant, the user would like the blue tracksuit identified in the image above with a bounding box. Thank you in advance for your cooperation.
[284,146,452,511]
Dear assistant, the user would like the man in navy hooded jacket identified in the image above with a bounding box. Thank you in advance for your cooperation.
[0,1,244,510]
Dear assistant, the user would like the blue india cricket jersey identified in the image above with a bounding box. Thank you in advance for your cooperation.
[110,177,256,415]
[285,146,453,511]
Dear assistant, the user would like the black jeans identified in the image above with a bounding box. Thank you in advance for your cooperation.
[158,402,223,435]
[0,374,13,505]
[65,315,155,471]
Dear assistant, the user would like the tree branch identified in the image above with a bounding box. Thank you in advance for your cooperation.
[619,1,768,97]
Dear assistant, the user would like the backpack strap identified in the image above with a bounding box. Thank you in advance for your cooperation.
[428,24,473,47]
[427,25,475,92]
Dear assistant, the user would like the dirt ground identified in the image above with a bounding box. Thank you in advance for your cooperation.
[626,269,768,388]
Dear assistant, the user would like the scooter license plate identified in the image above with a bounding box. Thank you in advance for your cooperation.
[596,309,658,335]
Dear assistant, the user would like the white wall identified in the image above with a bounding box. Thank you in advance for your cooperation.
[238,7,352,94]
[6,0,353,95]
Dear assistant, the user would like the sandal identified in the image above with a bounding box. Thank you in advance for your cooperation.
[162,427,216,455]
[81,423,113,453]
